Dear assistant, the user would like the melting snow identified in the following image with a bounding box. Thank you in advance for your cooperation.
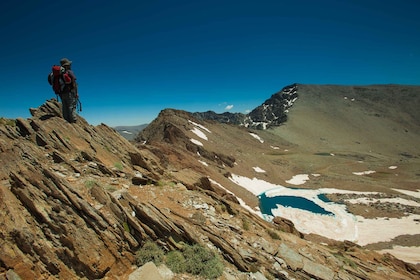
[355,215,420,246]
[352,170,376,175]
[208,178,260,215]
[188,120,211,133]
[191,127,208,140]
[190,138,203,146]
[225,172,420,262]
[285,174,310,185]
[392,189,420,199]
[379,246,420,264]
[253,167,266,173]
[346,197,420,207]
[189,120,211,143]
[229,174,278,196]
[249,133,264,143]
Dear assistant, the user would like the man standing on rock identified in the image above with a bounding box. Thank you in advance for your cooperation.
[59,58,79,123]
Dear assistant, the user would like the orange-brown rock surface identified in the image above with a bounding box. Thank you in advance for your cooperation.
[0,98,419,279]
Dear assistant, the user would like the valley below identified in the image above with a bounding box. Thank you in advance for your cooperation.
[159,84,420,265]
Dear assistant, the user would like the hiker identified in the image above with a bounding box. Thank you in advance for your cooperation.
[58,58,79,123]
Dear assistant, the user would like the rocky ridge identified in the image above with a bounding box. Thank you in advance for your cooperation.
[192,84,298,129]
[0,98,418,279]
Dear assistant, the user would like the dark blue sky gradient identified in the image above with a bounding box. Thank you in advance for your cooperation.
[1,0,419,126]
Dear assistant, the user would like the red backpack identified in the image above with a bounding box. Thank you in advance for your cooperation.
[47,65,72,95]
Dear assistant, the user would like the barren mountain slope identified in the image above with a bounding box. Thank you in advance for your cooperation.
[138,84,420,195]
[1,87,419,279]
[268,84,420,192]
[137,84,420,267]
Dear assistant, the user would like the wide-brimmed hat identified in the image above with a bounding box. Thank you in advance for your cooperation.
[60,58,72,66]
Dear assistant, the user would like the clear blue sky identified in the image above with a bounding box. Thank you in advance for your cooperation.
[1,0,419,126]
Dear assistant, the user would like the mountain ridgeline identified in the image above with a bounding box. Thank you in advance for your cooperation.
[1,84,419,279]
[192,83,298,129]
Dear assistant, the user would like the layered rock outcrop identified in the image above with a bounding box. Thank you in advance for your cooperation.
[1,99,419,279]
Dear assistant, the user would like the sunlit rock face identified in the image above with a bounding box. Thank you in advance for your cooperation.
[1,83,420,279]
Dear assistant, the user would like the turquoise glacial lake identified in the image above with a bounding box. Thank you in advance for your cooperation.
[259,193,334,216]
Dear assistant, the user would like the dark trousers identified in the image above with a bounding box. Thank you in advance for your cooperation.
[61,92,77,123]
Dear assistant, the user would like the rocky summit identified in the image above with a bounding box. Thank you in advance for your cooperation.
[1,84,420,280]
[192,84,298,129]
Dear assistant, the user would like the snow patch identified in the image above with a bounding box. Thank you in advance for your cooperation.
[253,166,266,173]
[227,172,420,259]
[352,170,376,175]
[286,174,309,185]
[379,246,420,265]
[249,133,264,143]
[188,120,211,133]
[346,197,420,207]
[190,138,203,146]
[191,127,208,140]
[392,189,420,199]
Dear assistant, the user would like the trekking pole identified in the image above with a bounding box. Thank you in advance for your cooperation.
[77,98,82,112]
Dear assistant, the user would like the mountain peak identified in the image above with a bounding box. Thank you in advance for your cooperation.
[192,83,299,129]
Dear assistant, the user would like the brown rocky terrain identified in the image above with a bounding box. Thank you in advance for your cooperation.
[0,83,419,279]
[136,84,420,266]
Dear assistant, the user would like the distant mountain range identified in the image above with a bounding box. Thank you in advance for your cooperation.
[117,82,420,137]
[114,124,148,140]
[115,83,299,139]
